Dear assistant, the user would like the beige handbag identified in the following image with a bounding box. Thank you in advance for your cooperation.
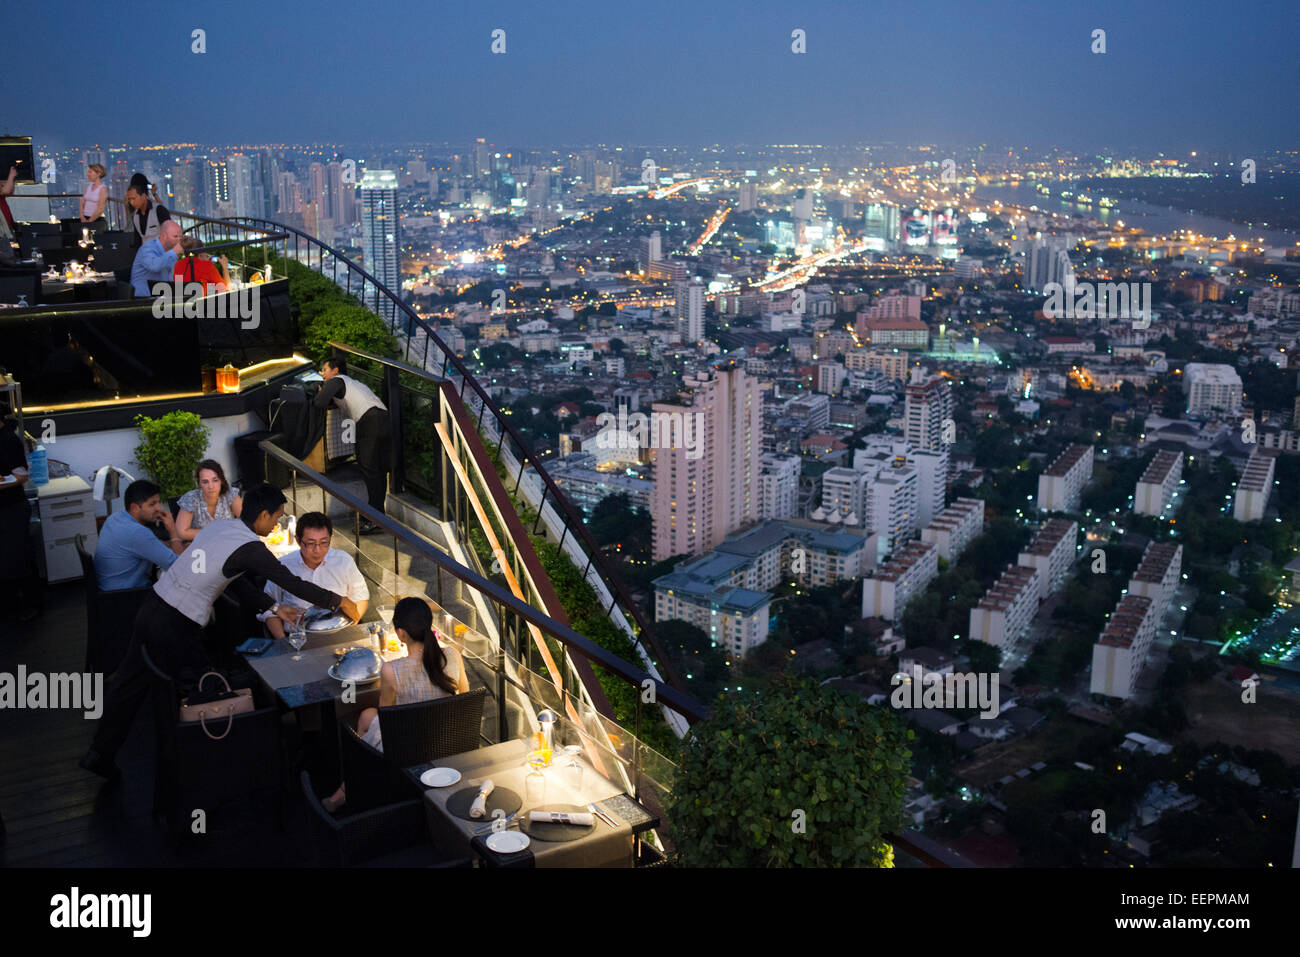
[179,672,254,740]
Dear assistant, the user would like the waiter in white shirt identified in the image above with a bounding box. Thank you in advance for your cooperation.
[260,511,369,636]
[314,357,391,534]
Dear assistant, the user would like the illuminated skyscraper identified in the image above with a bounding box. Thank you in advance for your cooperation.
[359,169,401,322]
[172,156,202,214]
[651,362,762,562]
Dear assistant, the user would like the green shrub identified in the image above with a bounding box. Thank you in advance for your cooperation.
[669,674,911,867]
[300,302,397,361]
[133,411,212,501]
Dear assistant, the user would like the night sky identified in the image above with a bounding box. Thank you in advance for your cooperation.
[10,0,1298,151]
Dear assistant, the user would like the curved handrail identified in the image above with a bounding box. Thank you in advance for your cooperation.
[228,216,689,698]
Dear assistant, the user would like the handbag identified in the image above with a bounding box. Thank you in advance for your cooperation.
[179,671,254,740]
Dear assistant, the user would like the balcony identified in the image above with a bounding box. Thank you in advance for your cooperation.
[0,204,958,867]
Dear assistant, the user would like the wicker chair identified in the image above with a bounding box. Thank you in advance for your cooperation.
[141,646,282,847]
[337,688,487,813]
[299,770,437,867]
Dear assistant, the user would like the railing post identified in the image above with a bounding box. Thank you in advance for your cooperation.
[633,693,643,800]
[532,486,548,536]
[496,622,509,743]
[385,363,404,496]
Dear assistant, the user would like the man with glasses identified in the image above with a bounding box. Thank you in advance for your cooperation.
[260,511,369,638]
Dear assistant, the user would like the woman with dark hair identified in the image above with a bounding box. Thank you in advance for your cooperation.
[323,597,469,812]
[175,458,243,541]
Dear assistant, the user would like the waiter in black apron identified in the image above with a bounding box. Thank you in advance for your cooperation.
[81,482,362,779]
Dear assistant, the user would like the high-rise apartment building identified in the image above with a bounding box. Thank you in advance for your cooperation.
[204,158,229,215]
[639,230,662,270]
[738,182,757,212]
[171,157,202,215]
[904,372,954,453]
[759,452,801,520]
[651,363,762,561]
[1184,362,1243,416]
[1024,239,1074,292]
[359,169,401,322]
[675,280,705,344]
[226,152,265,218]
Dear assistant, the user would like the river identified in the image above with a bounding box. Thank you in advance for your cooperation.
[973,182,1300,248]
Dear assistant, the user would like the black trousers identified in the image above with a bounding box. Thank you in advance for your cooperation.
[89,591,211,764]
[0,498,40,622]
[355,406,391,514]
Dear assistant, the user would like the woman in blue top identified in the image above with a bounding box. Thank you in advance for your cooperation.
[175,459,243,542]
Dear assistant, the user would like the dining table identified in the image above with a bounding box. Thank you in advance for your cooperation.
[41,270,118,303]
[407,738,658,868]
[239,621,396,711]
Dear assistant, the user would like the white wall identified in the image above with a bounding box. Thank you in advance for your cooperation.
[44,412,259,514]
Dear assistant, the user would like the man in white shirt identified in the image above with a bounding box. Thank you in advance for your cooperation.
[261,511,369,637]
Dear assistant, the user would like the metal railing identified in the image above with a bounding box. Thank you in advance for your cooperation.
[260,440,699,802]
[229,216,690,704]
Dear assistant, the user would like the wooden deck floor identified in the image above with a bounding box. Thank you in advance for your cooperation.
[0,583,322,867]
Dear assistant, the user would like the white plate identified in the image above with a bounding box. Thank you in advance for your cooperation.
[485,830,530,854]
[420,767,462,788]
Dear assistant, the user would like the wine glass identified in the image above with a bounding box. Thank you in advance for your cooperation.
[287,624,308,661]
[524,750,548,807]
[16,294,27,308]
[560,745,583,796]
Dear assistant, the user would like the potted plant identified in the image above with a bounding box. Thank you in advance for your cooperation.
[667,673,912,867]
[133,411,212,503]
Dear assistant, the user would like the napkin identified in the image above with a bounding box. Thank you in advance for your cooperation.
[469,779,495,818]
[528,810,593,827]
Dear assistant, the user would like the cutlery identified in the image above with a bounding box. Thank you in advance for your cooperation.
[588,802,617,828]
[472,811,517,834]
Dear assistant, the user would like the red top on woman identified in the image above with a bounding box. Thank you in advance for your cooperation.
[173,257,225,294]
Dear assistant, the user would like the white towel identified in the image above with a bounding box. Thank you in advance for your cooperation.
[528,810,593,826]
[469,779,495,819]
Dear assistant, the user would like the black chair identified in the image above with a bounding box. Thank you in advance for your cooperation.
[140,646,283,848]
[75,534,149,676]
[0,271,39,306]
[91,232,134,273]
[299,770,437,867]
[337,689,487,812]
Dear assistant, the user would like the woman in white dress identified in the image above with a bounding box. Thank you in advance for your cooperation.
[323,597,468,812]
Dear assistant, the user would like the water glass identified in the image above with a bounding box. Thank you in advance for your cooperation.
[525,767,546,806]
[288,625,308,660]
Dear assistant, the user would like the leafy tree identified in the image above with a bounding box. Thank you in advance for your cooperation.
[656,619,729,700]
[669,674,912,867]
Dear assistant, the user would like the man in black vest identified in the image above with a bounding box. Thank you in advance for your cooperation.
[125,173,170,249]
[80,483,362,779]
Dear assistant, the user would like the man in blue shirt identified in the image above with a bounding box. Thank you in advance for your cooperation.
[94,480,185,590]
[129,220,183,297]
